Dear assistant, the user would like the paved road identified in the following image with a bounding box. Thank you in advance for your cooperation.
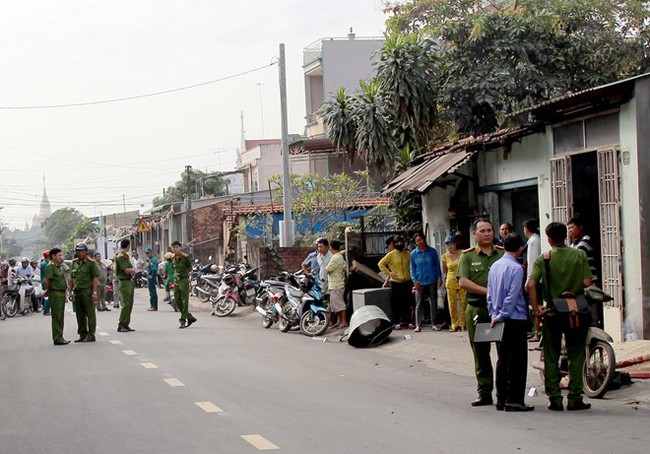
[1,290,647,453]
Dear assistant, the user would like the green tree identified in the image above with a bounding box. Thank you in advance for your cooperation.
[270,173,363,236]
[153,168,227,207]
[321,88,359,161]
[353,80,398,175]
[1,237,22,258]
[375,31,440,149]
[385,0,650,135]
[43,208,86,246]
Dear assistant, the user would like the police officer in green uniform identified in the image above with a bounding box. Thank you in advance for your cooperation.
[526,222,593,411]
[171,241,197,329]
[69,242,100,343]
[458,218,504,407]
[115,239,136,332]
[43,248,70,345]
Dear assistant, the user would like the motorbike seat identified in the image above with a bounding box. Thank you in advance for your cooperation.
[286,287,303,299]
[264,279,286,287]
[203,274,222,282]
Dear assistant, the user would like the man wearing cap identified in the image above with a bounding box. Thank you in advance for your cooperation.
[458,218,504,407]
[69,242,100,343]
[145,248,159,311]
[171,241,197,329]
[115,239,136,332]
[43,248,70,345]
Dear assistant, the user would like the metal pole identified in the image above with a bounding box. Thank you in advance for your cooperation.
[278,43,294,246]
[185,165,193,246]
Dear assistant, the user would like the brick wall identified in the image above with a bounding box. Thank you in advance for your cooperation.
[191,204,224,263]
[259,246,314,279]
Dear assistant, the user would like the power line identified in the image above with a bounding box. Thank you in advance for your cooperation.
[0,62,277,110]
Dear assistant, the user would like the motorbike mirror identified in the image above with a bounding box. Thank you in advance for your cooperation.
[208,255,213,261]
[194,259,199,263]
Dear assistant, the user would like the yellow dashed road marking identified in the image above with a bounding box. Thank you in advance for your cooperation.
[195,401,223,413]
[140,362,158,369]
[241,434,279,450]
[122,350,137,356]
[110,340,123,345]
[164,378,185,387]
[98,332,109,336]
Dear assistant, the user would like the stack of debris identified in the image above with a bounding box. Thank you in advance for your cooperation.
[615,340,650,379]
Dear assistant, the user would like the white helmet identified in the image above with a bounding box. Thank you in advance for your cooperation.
[210,264,219,273]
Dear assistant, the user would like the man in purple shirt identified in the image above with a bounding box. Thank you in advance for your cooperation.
[487,233,534,412]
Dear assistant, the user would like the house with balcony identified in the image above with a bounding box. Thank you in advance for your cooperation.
[295,29,385,179]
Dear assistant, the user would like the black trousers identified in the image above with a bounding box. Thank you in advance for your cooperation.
[390,281,414,325]
[496,319,529,405]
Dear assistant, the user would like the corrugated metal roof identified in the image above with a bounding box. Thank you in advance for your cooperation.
[383,151,475,194]
[383,125,541,194]
[508,72,650,121]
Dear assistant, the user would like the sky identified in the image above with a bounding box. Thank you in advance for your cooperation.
[0,0,388,230]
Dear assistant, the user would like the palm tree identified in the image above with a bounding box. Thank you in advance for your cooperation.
[353,80,397,176]
[320,88,359,161]
[375,31,439,150]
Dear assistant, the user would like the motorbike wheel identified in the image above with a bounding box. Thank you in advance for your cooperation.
[0,298,6,320]
[277,301,293,333]
[262,313,274,329]
[299,310,329,337]
[583,340,615,399]
[197,283,211,303]
[213,297,237,317]
[171,298,179,312]
[4,295,18,317]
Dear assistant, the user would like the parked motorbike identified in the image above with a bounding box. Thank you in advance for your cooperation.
[533,286,616,399]
[211,266,260,317]
[193,264,225,303]
[254,272,297,329]
[276,274,329,337]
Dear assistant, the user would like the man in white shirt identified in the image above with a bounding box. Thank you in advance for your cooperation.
[523,219,541,341]
[316,238,332,295]
[14,258,34,312]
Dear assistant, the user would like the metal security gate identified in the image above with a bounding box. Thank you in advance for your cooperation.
[550,156,573,223]
[597,148,623,308]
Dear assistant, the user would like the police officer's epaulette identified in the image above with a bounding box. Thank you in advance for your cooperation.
[462,247,474,253]
[72,258,79,262]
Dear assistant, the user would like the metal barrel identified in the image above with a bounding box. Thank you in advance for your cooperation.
[345,305,393,348]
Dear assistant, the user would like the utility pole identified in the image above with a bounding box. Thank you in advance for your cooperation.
[185,165,193,247]
[278,43,294,247]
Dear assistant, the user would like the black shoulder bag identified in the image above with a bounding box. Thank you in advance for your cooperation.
[543,251,590,329]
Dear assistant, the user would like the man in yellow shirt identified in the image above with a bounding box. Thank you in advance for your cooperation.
[378,236,413,329]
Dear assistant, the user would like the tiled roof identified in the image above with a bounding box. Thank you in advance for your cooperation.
[225,197,390,216]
